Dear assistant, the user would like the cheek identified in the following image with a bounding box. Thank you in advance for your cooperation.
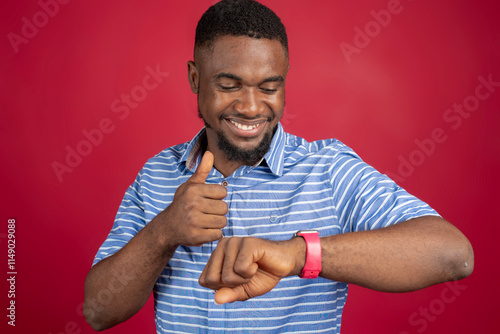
[200,90,234,112]
[268,93,285,112]
[198,93,224,120]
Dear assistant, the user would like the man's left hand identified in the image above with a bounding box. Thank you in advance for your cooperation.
[199,237,305,304]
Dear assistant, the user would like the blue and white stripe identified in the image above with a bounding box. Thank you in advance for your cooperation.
[93,123,438,333]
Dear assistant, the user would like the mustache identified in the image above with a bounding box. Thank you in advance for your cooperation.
[197,109,274,122]
[218,113,274,122]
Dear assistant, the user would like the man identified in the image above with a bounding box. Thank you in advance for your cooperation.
[84,0,474,332]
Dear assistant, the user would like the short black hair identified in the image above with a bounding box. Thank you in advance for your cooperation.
[195,0,288,57]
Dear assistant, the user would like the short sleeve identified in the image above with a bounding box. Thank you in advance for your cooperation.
[329,144,440,233]
[92,170,147,266]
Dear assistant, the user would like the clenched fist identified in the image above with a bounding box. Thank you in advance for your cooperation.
[199,236,306,304]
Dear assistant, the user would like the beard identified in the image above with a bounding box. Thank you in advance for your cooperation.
[198,107,276,166]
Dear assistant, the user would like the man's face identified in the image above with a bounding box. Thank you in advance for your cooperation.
[189,35,289,166]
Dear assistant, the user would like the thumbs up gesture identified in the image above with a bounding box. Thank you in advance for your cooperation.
[161,151,228,247]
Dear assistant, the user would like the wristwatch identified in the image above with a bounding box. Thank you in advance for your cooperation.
[294,230,322,279]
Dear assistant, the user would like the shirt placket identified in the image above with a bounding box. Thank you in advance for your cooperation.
[207,174,233,332]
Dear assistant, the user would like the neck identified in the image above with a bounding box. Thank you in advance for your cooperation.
[211,151,244,178]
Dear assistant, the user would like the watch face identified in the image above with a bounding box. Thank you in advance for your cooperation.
[295,230,318,237]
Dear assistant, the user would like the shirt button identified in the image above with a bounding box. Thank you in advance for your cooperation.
[221,180,229,187]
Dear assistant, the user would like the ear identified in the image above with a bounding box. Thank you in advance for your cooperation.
[187,61,199,94]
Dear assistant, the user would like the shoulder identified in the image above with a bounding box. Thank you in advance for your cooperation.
[283,132,360,163]
[138,141,190,179]
[147,142,188,165]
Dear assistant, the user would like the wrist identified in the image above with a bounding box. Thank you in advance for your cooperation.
[149,210,180,255]
[294,230,322,279]
[287,236,307,277]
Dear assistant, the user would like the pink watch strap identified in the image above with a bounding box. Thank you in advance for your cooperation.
[296,230,322,279]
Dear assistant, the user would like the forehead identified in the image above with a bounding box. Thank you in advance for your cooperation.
[196,35,288,79]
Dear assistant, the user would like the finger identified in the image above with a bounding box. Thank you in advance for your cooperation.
[203,215,227,229]
[199,238,228,289]
[187,212,226,230]
[192,228,223,247]
[188,151,214,184]
[199,265,207,285]
[198,198,228,216]
[198,184,228,200]
[233,240,260,279]
[214,269,281,304]
[221,238,253,284]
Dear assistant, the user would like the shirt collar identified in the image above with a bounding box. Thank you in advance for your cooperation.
[178,122,286,177]
[261,122,285,176]
[178,128,207,174]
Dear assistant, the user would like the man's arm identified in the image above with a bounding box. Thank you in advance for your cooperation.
[83,214,179,331]
[199,215,474,304]
[84,152,228,330]
[320,215,473,291]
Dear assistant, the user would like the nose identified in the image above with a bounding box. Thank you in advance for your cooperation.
[234,88,264,117]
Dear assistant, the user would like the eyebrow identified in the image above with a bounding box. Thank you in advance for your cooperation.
[213,72,284,83]
[214,73,242,81]
[261,75,284,83]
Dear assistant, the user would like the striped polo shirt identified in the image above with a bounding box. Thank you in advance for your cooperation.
[93,123,438,333]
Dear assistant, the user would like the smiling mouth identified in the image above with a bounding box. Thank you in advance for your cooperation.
[229,120,262,131]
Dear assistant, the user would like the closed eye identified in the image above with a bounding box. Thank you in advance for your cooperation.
[220,85,239,91]
[260,88,278,94]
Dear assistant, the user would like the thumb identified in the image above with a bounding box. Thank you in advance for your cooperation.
[188,151,214,184]
[214,287,245,305]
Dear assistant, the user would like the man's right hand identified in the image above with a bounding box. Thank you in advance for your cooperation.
[84,151,225,330]
[161,151,228,247]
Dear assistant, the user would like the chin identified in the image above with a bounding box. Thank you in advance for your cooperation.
[217,129,273,165]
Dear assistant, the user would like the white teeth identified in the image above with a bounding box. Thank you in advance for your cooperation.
[230,120,260,131]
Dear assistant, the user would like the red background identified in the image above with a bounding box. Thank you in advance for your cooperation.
[1,0,499,333]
